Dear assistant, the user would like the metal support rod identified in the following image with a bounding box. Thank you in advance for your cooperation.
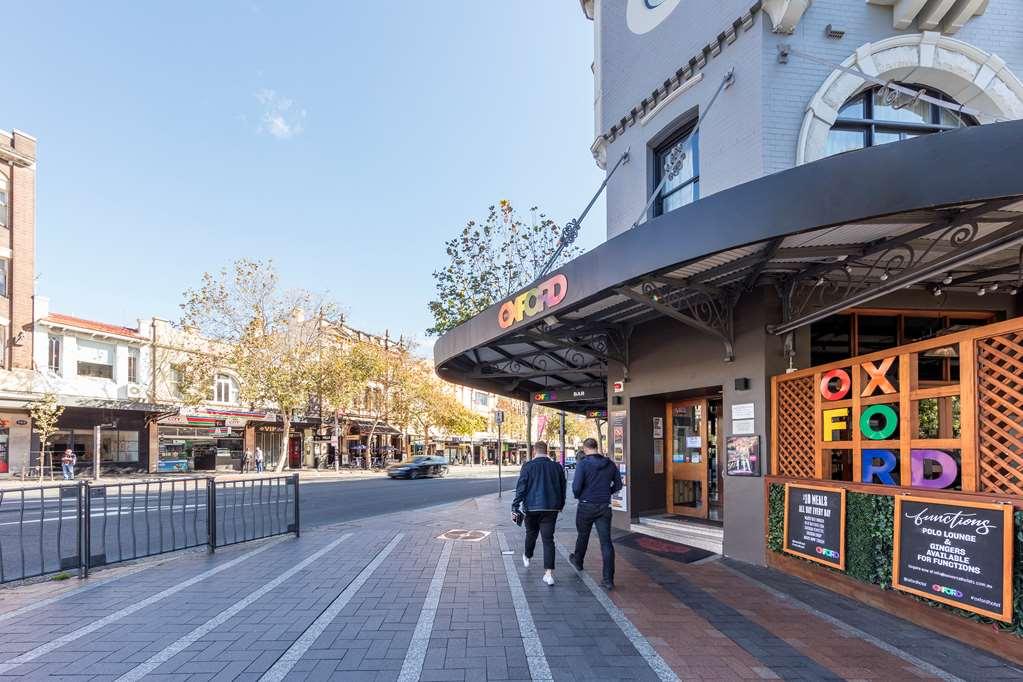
[779,45,1003,123]
[292,473,300,537]
[539,148,630,278]
[526,402,533,455]
[497,422,502,499]
[82,482,91,579]
[76,482,85,579]
[632,68,735,230]
[559,409,567,467]
[207,478,217,553]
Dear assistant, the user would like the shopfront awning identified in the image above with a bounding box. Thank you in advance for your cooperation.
[434,120,1023,412]
[349,417,403,436]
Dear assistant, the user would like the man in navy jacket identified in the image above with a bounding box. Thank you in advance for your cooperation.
[512,441,566,585]
[569,438,623,589]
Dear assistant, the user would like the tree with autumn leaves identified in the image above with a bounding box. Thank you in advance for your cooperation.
[178,259,492,470]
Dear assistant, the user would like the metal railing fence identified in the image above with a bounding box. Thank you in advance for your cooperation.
[0,474,300,584]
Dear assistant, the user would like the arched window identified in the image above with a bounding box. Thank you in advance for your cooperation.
[212,373,238,404]
[825,84,976,158]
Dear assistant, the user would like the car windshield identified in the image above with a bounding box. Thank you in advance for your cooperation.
[412,456,430,462]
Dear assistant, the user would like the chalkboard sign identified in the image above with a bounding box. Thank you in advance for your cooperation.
[893,495,1014,623]
[784,484,846,570]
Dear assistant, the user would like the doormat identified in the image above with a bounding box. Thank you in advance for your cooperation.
[616,533,715,564]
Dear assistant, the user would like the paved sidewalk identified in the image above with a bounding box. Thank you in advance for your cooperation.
[0,490,1020,681]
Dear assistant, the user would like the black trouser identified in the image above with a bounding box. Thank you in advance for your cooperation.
[523,511,559,570]
[574,502,615,582]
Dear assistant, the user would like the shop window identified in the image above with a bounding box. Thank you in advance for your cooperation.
[0,258,8,298]
[808,310,996,370]
[472,390,490,407]
[169,366,182,397]
[810,314,851,365]
[0,325,6,369]
[654,122,699,216]
[825,84,975,159]
[48,335,61,373]
[76,339,114,379]
[127,348,139,384]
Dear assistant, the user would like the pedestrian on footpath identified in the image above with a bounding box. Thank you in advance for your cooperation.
[569,437,622,590]
[241,450,251,473]
[511,441,566,586]
[255,447,265,473]
[61,449,76,481]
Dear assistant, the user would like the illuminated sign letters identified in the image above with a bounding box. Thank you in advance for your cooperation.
[498,274,568,329]
[820,356,959,490]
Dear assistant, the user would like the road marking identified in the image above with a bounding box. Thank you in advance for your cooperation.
[498,532,553,681]
[397,541,454,682]
[720,562,969,682]
[260,533,404,682]
[555,540,680,682]
[0,536,288,675]
[115,532,354,682]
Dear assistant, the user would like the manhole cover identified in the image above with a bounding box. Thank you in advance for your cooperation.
[437,529,491,542]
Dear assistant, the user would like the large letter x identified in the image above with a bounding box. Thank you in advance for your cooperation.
[861,356,897,397]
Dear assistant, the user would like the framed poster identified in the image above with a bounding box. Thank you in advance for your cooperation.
[652,417,663,439]
[611,410,626,463]
[725,435,760,476]
[893,495,1014,622]
[784,484,846,570]
[611,463,628,512]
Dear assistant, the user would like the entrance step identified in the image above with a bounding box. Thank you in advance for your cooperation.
[632,516,723,555]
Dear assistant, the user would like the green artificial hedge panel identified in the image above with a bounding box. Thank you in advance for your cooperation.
[844,492,894,587]
[767,486,1022,636]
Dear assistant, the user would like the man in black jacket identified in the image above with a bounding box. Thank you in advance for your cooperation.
[512,441,566,585]
[569,438,623,590]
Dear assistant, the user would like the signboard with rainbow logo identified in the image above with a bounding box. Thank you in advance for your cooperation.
[784,483,846,570]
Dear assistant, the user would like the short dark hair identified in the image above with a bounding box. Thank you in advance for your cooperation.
[583,438,599,451]
[533,441,548,455]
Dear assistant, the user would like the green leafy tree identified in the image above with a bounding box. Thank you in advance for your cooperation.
[315,333,384,470]
[427,200,580,335]
[30,393,65,481]
[180,259,339,472]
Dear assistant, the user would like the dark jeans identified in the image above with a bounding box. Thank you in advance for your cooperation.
[574,502,615,582]
[523,511,559,570]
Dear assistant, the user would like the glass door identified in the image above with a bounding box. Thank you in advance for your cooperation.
[666,399,709,518]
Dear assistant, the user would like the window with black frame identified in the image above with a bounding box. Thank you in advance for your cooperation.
[654,122,699,216]
[825,84,976,158]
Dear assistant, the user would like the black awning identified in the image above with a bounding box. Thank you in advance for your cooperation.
[434,121,1023,411]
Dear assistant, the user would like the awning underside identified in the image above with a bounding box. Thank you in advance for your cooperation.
[437,197,1023,411]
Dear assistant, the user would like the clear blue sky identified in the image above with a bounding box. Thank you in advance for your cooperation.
[5,1,604,344]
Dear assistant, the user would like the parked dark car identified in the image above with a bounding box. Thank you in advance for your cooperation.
[387,456,448,479]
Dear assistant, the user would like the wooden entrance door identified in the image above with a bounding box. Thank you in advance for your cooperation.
[666,399,709,518]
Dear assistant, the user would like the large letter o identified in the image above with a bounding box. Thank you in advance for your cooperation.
[860,404,898,440]
[819,369,851,401]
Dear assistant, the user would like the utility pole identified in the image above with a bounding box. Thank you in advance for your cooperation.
[495,410,504,498]
[559,409,566,466]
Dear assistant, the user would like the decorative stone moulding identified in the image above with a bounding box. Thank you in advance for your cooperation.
[762,0,812,34]
[866,0,988,35]
[797,32,1023,165]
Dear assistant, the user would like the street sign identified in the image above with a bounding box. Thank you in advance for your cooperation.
[531,386,604,404]
[494,410,505,424]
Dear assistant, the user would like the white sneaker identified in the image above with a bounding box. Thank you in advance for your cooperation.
[522,554,530,568]
[542,573,555,586]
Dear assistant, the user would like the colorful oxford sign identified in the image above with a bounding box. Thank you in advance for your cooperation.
[497,274,568,329]
[818,357,961,490]
[893,495,1014,622]
[784,483,846,570]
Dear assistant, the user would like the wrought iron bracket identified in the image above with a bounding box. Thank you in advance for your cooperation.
[616,282,736,362]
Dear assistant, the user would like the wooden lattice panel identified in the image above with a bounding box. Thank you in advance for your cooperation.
[775,376,816,478]
[976,332,1023,496]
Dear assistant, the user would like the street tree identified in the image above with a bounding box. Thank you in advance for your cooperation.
[406,369,487,457]
[427,200,580,335]
[315,333,382,470]
[357,336,412,468]
[29,393,64,481]
[180,259,339,472]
